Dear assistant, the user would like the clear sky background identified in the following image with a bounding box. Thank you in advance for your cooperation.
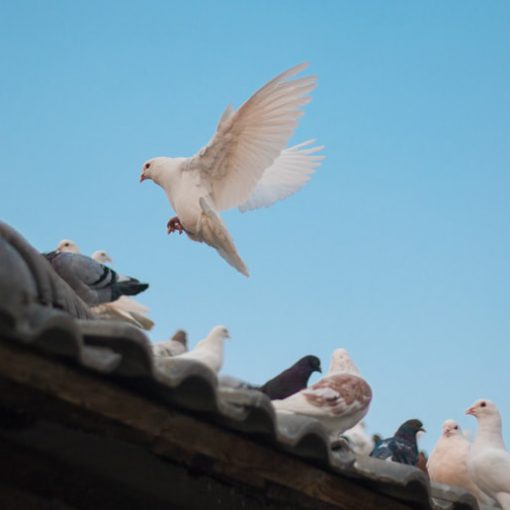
[1,1,509,453]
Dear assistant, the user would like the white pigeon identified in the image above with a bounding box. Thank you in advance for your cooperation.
[140,63,325,277]
[341,421,375,456]
[427,419,492,505]
[466,399,510,509]
[55,240,154,330]
[168,325,230,373]
[152,330,188,357]
[272,348,372,438]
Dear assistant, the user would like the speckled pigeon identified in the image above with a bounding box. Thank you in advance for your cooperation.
[260,355,321,399]
[44,251,148,306]
[370,419,425,466]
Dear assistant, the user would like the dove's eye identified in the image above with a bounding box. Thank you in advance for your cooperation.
[145,163,151,169]
[454,425,458,429]
[481,401,487,407]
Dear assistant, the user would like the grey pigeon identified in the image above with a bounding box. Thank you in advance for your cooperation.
[370,419,425,466]
[260,355,322,399]
[44,251,148,306]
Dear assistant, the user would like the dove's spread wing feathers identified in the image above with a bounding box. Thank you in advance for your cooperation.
[189,63,316,211]
[239,140,324,212]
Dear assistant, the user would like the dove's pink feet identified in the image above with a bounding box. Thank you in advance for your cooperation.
[167,216,184,235]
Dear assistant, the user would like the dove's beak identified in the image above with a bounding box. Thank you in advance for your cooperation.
[466,406,475,416]
[140,173,146,182]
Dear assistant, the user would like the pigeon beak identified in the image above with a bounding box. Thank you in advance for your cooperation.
[140,173,146,183]
[466,406,475,416]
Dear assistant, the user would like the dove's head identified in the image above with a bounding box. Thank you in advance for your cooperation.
[92,250,113,264]
[328,348,360,375]
[140,157,182,186]
[294,355,322,374]
[171,329,188,347]
[209,325,230,342]
[441,419,461,438]
[395,419,425,439]
[466,399,500,420]
[57,239,80,253]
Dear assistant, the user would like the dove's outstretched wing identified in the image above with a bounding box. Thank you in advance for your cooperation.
[187,63,316,211]
[239,140,324,212]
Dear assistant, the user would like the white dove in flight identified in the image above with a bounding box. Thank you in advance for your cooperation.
[140,63,324,276]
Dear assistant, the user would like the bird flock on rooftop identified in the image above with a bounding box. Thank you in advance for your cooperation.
[41,64,510,509]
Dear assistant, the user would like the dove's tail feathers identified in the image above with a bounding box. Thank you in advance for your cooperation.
[199,197,250,277]
[91,303,144,328]
[129,311,155,330]
[114,279,149,299]
[115,296,150,314]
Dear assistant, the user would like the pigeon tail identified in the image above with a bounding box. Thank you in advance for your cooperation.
[114,280,149,299]
[198,197,249,277]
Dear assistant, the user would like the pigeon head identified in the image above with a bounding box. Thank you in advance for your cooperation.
[441,419,461,438]
[210,325,230,341]
[466,399,499,420]
[140,157,182,186]
[328,348,360,375]
[395,419,425,439]
[92,250,113,264]
[295,355,322,374]
[171,329,188,347]
[57,239,80,253]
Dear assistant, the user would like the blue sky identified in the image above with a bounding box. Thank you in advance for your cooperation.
[1,1,509,453]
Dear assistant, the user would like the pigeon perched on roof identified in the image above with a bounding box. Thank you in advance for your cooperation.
[370,419,425,466]
[260,355,321,400]
[271,348,372,438]
[55,241,154,330]
[428,419,492,505]
[153,330,188,357]
[163,325,230,374]
[44,251,148,306]
[140,63,324,277]
[466,399,510,509]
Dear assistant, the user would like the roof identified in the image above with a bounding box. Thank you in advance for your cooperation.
[0,221,479,510]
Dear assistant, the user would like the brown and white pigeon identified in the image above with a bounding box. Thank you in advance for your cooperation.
[140,63,324,276]
[271,348,372,438]
[467,399,510,509]
[152,330,188,357]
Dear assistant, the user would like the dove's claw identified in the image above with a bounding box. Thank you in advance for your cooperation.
[167,217,184,235]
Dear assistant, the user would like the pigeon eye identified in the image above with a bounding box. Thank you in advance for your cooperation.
[454,425,458,429]
[481,401,487,407]
[145,163,151,169]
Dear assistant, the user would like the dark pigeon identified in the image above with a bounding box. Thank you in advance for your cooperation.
[44,251,148,306]
[370,419,425,466]
[260,355,322,400]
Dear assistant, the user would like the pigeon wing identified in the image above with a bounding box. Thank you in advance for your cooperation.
[302,373,372,416]
[239,140,324,212]
[187,63,316,211]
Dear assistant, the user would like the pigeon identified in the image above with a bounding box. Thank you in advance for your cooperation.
[89,249,154,330]
[140,63,324,276]
[260,355,322,399]
[271,348,372,437]
[165,325,230,373]
[44,251,148,306]
[338,421,375,456]
[55,241,154,330]
[466,399,510,509]
[370,419,425,466]
[428,419,492,504]
[152,330,188,357]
